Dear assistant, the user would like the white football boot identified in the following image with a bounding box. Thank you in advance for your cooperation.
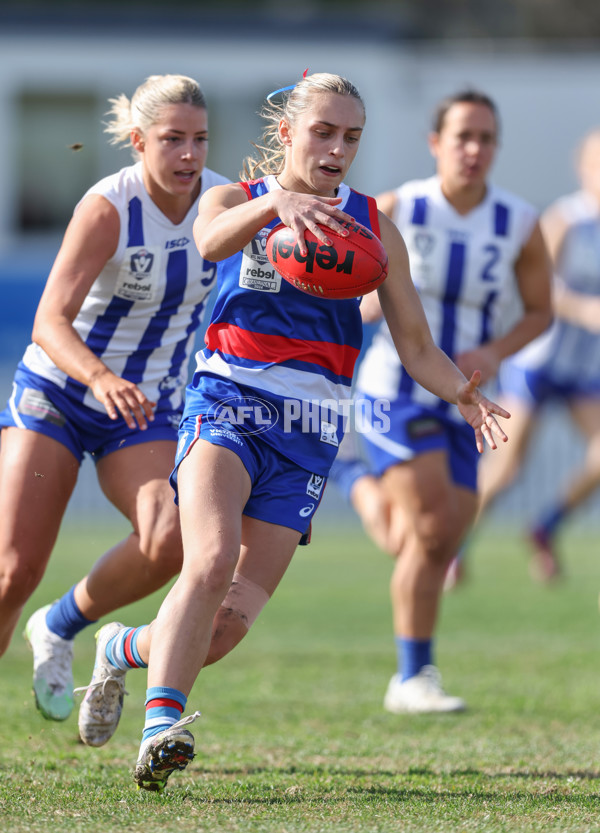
[76,622,129,746]
[383,666,466,714]
[24,604,74,721]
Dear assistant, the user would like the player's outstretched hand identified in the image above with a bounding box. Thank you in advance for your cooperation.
[456,370,510,453]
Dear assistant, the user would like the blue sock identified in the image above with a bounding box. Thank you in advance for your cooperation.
[106,626,148,670]
[329,457,371,503]
[536,506,566,538]
[143,686,187,742]
[45,585,97,640]
[396,636,433,682]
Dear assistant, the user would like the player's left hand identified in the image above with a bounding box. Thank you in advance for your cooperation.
[456,370,510,453]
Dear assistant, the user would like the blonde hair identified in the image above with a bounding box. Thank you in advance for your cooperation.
[242,72,365,180]
[104,74,207,158]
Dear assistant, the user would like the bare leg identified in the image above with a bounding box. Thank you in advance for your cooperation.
[73,441,183,620]
[557,398,600,513]
[528,398,600,581]
[383,453,477,639]
[0,428,78,655]
[476,397,536,521]
[380,452,476,714]
[143,440,301,693]
[349,474,393,554]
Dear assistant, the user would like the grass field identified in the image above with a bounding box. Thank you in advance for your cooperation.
[2,518,600,832]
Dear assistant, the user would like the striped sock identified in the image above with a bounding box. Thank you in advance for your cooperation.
[105,626,148,670]
[143,686,187,742]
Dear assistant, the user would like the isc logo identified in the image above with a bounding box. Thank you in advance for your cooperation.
[165,237,190,249]
[269,236,355,275]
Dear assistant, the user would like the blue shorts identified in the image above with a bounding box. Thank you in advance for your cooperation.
[171,413,326,539]
[498,359,600,409]
[358,394,478,492]
[0,364,181,464]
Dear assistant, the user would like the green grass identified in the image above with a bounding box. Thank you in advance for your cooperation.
[2,518,600,832]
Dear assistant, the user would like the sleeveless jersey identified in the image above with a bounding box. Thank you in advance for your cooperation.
[22,162,229,413]
[192,175,381,474]
[357,175,538,420]
[509,189,600,383]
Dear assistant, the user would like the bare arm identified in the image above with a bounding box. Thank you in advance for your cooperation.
[360,289,384,323]
[375,189,398,220]
[542,204,600,333]
[377,212,509,451]
[32,194,155,429]
[358,190,400,324]
[193,182,356,262]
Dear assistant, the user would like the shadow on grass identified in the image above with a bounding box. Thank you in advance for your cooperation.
[203,763,600,781]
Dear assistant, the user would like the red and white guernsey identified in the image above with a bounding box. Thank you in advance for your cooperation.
[186,175,381,475]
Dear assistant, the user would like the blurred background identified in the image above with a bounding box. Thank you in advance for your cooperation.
[1,0,599,527]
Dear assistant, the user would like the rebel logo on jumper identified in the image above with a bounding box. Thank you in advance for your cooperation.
[240,230,282,293]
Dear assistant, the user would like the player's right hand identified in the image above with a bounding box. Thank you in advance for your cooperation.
[89,369,156,430]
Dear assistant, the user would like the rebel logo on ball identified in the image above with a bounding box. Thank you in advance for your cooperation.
[268,229,355,275]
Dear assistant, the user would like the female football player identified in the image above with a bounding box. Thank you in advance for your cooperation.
[340,89,552,714]
[75,72,511,792]
[475,127,600,582]
[0,74,229,720]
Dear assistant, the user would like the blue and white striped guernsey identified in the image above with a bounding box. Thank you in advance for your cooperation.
[357,175,538,420]
[22,161,229,413]
[509,189,600,384]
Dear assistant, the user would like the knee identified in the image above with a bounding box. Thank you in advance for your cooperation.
[138,513,183,576]
[181,547,238,602]
[414,504,462,564]
[0,551,44,606]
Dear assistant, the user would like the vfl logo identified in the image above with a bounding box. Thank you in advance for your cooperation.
[207,396,279,436]
[414,232,434,257]
[299,503,315,517]
[130,248,154,278]
[319,421,338,447]
[306,473,325,500]
[246,228,271,266]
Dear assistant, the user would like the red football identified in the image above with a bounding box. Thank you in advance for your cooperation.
[265,219,388,300]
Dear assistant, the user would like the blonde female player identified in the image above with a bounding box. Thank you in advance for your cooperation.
[0,75,229,721]
[75,71,511,792]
